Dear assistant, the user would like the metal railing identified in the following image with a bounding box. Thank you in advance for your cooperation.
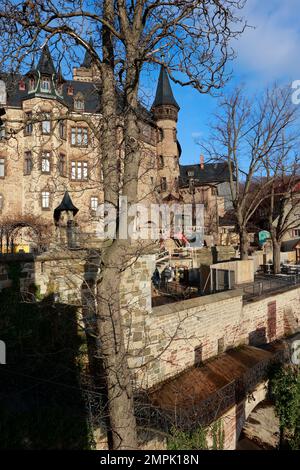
[242,274,300,301]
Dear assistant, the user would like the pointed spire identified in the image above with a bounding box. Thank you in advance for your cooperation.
[81,38,94,68]
[54,191,79,222]
[37,44,56,75]
[152,65,180,110]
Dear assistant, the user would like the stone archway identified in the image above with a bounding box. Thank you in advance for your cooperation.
[0,217,50,253]
[220,381,269,450]
[237,398,279,450]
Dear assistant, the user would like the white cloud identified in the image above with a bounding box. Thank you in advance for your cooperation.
[234,0,300,83]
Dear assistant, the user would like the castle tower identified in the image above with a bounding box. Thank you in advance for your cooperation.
[73,38,100,82]
[152,66,181,199]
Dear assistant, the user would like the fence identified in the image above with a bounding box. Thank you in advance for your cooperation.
[242,274,300,301]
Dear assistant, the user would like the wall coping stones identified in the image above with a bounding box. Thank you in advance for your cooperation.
[152,289,243,317]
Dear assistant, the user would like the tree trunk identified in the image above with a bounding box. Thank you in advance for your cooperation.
[239,227,249,260]
[97,243,137,449]
[94,0,138,450]
[273,239,281,274]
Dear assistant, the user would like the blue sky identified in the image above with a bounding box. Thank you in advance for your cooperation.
[148,0,300,166]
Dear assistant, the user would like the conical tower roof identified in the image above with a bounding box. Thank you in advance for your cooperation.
[54,191,79,221]
[81,38,94,68]
[152,65,180,110]
[36,44,56,75]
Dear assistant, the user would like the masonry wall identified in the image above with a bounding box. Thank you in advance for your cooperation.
[1,251,300,392]
[127,282,300,388]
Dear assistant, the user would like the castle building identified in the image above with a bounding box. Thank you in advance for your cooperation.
[0,45,231,251]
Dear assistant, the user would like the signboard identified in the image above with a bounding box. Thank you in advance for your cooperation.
[259,230,270,246]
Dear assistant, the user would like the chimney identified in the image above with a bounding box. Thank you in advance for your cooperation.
[200,155,204,170]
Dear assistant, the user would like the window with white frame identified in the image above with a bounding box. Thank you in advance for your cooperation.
[90,196,99,212]
[294,229,300,237]
[41,191,50,209]
[41,77,51,92]
[41,113,51,134]
[41,151,51,173]
[28,77,35,91]
[0,157,5,178]
[71,161,88,180]
[71,127,88,146]
[74,94,85,111]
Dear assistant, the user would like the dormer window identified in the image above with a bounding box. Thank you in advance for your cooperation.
[74,93,84,111]
[187,170,194,177]
[0,80,7,105]
[41,77,51,93]
[67,85,74,96]
[28,77,35,92]
[19,79,26,91]
[57,84,63,95]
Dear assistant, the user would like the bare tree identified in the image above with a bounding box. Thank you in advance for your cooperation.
[261,138,300,273]
[203,86,298,260]
[0,0,247,449]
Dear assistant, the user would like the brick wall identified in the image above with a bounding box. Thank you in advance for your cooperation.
[123,256,300,387]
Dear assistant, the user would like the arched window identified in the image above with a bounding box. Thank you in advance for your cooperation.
[0,193,3,210]
[74,93,85,111]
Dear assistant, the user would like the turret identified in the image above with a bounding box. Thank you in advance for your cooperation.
[26,44,64,99]
[151,66,180,122]
[73,38,99,82]
[152,66,181,197]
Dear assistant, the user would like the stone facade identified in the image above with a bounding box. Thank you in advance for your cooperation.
[0,47,232,251]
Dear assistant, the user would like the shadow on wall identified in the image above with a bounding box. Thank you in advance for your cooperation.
[249,328,267,347]
[0,262,93,449]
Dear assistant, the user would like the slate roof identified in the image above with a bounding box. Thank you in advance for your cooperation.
[281,238,300,252]
[152,65,180,110]
[1,72,156,121]
[2,49,186,130]
[81,38,94,68]
[54,191,79,221]
[36,45,56,76]
[179,162,231,186]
